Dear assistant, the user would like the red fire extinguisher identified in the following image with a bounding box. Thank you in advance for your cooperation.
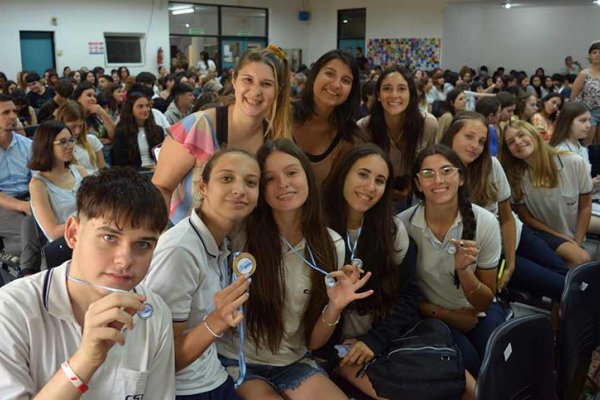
[157,47,164,66]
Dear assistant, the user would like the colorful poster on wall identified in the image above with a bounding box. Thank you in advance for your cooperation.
[367,38,441,70]
[88,41,105,55]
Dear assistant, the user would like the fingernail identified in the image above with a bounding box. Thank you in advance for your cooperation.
[243,273,251,279]
[247,277,252,284]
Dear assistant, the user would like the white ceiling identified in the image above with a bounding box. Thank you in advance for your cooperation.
[446,0,598,5]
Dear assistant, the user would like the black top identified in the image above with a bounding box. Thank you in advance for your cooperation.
[215,105,270,149]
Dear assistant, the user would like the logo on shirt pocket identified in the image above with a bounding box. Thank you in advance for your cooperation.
[125,395,144,400]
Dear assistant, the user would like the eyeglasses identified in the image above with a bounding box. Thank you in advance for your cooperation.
[54,138,76,148]
[418,166,459,181]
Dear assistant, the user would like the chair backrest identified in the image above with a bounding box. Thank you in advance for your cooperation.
[475,314,555,400]
[558,261,600,399]
[42,237,72,270]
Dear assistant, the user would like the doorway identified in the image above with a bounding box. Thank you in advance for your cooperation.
[20,31,56,75]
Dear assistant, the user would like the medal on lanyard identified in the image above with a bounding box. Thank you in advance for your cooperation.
[281,236,338,288]
[346,228,364,270]
[66,274,154,320]
[230,251,255,389]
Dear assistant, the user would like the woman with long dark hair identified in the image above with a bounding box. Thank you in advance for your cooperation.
[322,144,422,398]
[111,89,164,168]
[293,50,365,185]
[357,66,437,203]
[218,139,372,399]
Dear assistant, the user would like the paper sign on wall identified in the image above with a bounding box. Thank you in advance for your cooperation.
[88,41,105,55]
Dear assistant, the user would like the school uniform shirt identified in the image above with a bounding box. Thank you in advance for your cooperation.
[487,157,523,248]
[0,261,175,399]
[514,152,593,239]
[143,209,230,396]
[398,203,501,311]
[555,140,592,175]
[342,216,410,339]
[218,229,345,366]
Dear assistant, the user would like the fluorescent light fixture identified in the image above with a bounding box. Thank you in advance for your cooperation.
[503,3,512,9]
[172,8,194,15]
[343,19,349,23]
[594,0,600,5]
[185,23,190,28]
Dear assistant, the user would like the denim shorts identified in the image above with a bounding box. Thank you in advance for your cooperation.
[590,107,600,127]
[219,353,326,393]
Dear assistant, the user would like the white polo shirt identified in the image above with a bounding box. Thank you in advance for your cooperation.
[514,153,593,238]
[218,229,345,367]
[0,261,175,399]
[398,203,501,310]
[487,157,523,248]
[342,216,410,338]
[143,209,230,396]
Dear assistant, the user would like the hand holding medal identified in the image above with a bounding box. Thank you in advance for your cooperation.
[451,239,480,272]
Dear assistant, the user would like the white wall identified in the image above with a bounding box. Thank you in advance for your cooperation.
[303,0,444,65]
[0,0,170,79]
[443,3,600,74]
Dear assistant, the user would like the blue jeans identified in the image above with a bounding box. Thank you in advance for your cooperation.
[510,225,568,301]
[450,302,506,377]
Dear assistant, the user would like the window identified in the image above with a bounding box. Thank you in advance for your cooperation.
[104,34,144,64]
[169,3,218,36]
[337,8,366,55]
[221,7,267,37]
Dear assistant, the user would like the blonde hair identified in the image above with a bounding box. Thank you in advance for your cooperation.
[499,120,568,201]
[56,100,98,169]
[233,45,292,140]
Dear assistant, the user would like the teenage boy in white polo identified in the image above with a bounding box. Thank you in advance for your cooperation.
[0,167,175,399]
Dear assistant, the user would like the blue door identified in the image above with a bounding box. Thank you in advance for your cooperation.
[20,31,55,75]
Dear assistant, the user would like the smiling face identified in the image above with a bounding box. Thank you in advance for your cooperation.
[504,126,535,160]
[233,61,276,119]
[113,87,123,103]
[343,154,389,217]
[200,152,260,224]
[571,111,592,141]
[263,151,309,215]
[414,154,463,206]
[132,97,151,126]
[451,120,488,165]
[312,58,354,111]
[378,71,410,116]
[77,88,97,111]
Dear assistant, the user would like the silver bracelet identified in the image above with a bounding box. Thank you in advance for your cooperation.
[203,315,224,338]
[321,304,340,327]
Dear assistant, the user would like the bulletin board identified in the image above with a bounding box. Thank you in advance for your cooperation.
[367,38,441,70]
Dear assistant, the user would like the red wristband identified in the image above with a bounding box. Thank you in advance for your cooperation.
[61,360,89,393]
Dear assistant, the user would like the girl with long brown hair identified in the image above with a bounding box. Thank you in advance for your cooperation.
[218,139,372,399]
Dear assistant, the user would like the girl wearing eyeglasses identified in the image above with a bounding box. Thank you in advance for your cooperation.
[28,121,87,242]
[441,112,568,302]
[398,144,503,379]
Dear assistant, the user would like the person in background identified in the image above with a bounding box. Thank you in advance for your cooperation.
[562,55,582,76]
[572,40,600,145]
[112,87,164,169]
[38,79,74,122]
[25,72,55,111]
[28,121,87,242]
[56,100,105,173]
[164,82,194,125]
[532,92,562,142]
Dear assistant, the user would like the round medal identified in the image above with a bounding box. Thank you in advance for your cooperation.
[351,258,363,269]
[325,274,337,288]
[447,244,457,255]
[233,252,257,277]
[138,303,154,319]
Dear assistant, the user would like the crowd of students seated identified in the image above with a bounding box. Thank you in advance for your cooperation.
[0,39,599,399]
